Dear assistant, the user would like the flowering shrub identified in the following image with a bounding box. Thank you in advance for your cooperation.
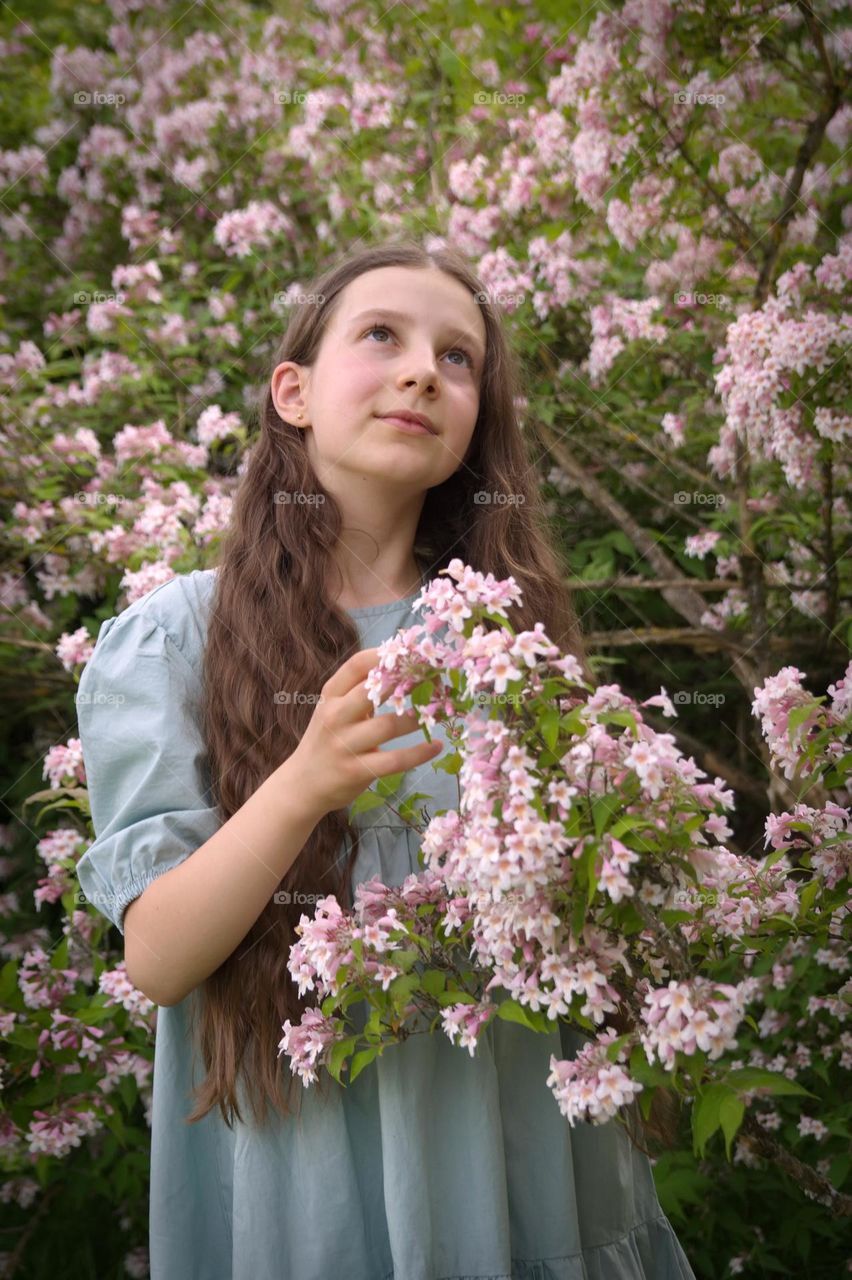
[280,561,851,1215]
[1,0,850,1275]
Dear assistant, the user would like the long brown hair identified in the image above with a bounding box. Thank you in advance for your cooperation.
[188,236,663,1142]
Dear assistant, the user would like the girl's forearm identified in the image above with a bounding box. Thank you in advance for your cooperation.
[123,757,327,1006]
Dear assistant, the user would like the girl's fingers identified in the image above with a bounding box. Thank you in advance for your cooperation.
[361,738,443,778]
[345,708,422,753]
[323,647,381,703]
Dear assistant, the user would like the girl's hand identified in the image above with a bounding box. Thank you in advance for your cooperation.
[284,647,443,817]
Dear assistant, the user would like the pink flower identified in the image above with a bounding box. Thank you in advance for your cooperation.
[42,739,86,790]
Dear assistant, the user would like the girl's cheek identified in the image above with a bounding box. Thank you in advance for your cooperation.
[340,351,387,394]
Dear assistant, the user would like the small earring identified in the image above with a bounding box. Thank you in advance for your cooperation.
[297,412,304,420]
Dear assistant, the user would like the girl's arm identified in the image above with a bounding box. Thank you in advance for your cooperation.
[124,645,439,1006]
[123,755,324,1006]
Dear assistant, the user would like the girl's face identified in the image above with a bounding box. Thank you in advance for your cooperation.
[272,265,486,494]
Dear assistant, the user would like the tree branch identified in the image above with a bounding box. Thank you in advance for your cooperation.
[739,1112,852,1217]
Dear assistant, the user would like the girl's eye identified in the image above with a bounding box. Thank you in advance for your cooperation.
[363,324,475,370]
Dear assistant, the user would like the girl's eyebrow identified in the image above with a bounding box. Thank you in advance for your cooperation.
[347,307,485,361]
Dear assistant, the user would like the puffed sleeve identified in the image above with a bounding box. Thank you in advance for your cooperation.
[74,609,223,935]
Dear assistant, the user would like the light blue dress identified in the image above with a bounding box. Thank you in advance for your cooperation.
[75,569,696,1280]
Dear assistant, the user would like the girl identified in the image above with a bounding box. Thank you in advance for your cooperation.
[76,239,696,1279]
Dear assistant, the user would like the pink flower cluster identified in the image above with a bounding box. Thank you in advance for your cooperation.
[195,403,243,447]
[751,663,851,785]
[18,946,78,1010]
[584,295,667,384]
[278,1007,344,1086]
[280,871,451,1081]
[98,961,155,1020]
[546,1026,643,1126]
[276,560,849,1129]
[27,1106,101,1158]
[765,801,851,889]
[41,738,86,790]
[639,976,759,1070]
[55,626,94,673]
[712,255,852,492]
[212,199,291,258]
[441,999,496,1056]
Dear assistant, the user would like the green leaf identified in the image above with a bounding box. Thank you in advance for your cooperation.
[692,1083,733,1157]
[540,705,560,751]
[375,772,404,798]
[420,968,447,997]
[605,710,638,731]
[387,972,420,1010]
[726,1068,816,1098]
[348,789,388,817]
[591,794,621,837]
[787,703,819,736]
[0,960,18,1004]
[349,1044,381,1083]
[433,988,477,1007]
[410,679,434,706]
[604,1034,632,1063]
[719,1093,744,1160]
[389,948,420,973]
[327,1035,358,1084]
[761,844,792,871]
[797,878,820,917]
[629,1045,670,1088]
[496,999,541,1031]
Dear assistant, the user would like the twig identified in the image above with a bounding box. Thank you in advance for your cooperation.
[740,1112,852,1217]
